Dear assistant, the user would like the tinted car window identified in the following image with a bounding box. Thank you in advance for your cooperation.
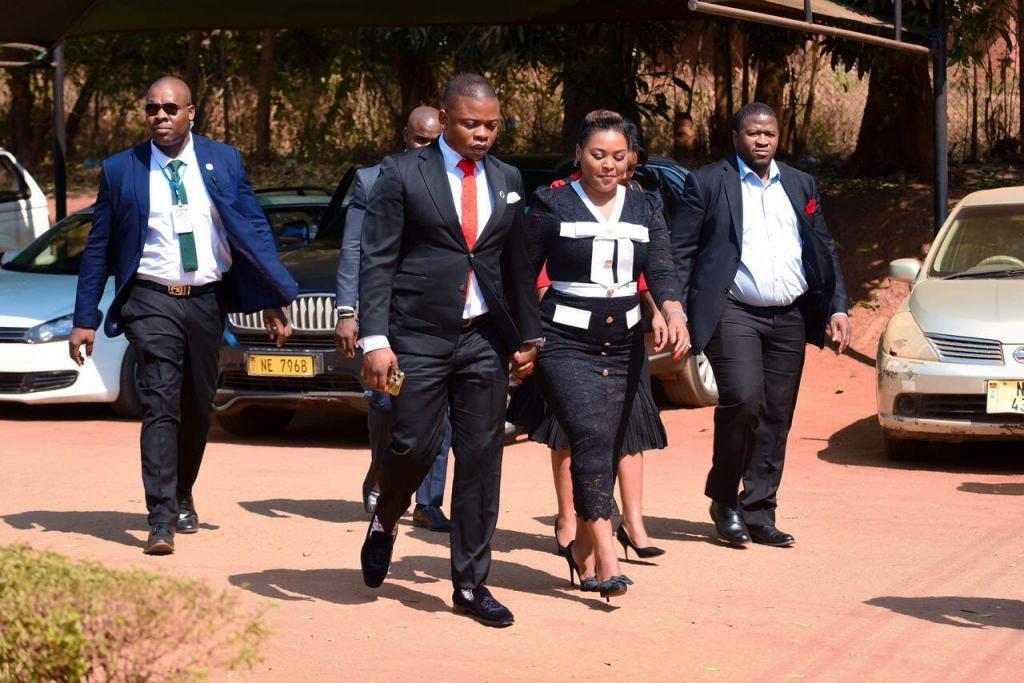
[264,206,328,247]
[2,214,93,275]
[930,206,1024,277]
[0,156,29,203]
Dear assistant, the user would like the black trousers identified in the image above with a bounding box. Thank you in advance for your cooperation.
[121,284,224,527]
[703,298,805,526]
[374,319,510,590]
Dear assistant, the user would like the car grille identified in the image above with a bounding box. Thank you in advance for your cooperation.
[219,371,363,395]
[231,330,336,350]
[0,371,78,394]
[916,393,1024,423]
[926,334,1004,364]
[0,327,27,343]
[228,294,338,332]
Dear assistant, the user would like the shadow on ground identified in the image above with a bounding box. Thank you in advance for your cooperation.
[0,403,122,422]
[209,412,369,449]
[817,415,1024,474]
[230,555,612,612]
[238,498,368,525]
[866,596,1024,630]
[957,482,1024,495]
[0,510,218,548]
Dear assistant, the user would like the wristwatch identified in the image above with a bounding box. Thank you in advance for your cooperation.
[336,305,356,320]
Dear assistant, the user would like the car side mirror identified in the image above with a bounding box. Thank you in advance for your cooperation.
[888,258,922,283]
[277,221,310,249]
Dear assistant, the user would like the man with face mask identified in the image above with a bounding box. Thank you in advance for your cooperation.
[70,76,297,556]
[671,102,851,549]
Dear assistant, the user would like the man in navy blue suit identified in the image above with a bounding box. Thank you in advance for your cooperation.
[70,76,298,555]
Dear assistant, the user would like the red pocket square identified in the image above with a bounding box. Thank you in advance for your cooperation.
[805,199,817,215]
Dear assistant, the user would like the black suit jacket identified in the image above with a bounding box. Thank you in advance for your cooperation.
[358,140,541,357]
[670,158,848,354]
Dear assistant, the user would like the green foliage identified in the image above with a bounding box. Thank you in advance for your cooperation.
[0,544,267,682]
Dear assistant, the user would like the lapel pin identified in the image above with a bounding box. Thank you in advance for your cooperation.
[205,163,214,171]
[499,190,505,199]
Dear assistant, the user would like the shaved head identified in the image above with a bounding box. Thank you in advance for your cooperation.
[148,76,192,104]
[403,106,442,150]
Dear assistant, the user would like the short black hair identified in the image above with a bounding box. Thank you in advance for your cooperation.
[442,73,498,109]
[732,102,779,132]
[622,116,648,165]
[577,109,632,150]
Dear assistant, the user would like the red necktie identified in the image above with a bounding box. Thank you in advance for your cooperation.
[456,159,478,251]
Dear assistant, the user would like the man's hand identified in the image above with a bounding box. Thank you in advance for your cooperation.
[828,314,852,355]
[334,318,358,358]
[262,307,293,348]
[362,347,398,392]
[512,343,539,381]
[69,327,96,367]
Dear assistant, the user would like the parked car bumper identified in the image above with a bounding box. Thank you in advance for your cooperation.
[214,341,367,415]
[876,348,1024,441]
[0,336,126,405]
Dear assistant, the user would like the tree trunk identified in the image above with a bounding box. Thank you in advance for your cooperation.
[65,68,100,158]
[710,22,734,157]
[256,29,275,161]
[1019,0,1023,144]
[8,68,38,167]
[559,25,641,153]
[970,63,979,161]
[219,32,231,145]
[794,41,821,158]
[395,48,439,143]
[845,52,933,179]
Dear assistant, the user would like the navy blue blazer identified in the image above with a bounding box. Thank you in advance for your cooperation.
[73,134,299,337]
[669,158,848,355]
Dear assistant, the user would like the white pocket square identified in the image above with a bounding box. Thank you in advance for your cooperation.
[506,191,521,204]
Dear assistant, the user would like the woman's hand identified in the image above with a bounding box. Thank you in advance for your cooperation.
[666,315,691,360]
[651,309,668,352]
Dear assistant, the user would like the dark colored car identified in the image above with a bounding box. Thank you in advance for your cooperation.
[212,157,717,437]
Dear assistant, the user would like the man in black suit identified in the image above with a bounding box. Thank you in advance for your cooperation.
[671,102,851,548]
[357,73,540,626]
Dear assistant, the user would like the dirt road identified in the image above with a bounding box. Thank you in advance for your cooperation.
[2,309,1022,680]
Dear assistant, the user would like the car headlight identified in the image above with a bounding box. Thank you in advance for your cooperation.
[880,311,938,361]
[24,314,75,344]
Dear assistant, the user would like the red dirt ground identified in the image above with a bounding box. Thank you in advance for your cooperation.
[2,177,1019,680]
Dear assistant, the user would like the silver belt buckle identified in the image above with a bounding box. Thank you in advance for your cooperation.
[167,285,191,296]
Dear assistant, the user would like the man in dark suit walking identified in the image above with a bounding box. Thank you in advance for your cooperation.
[334,106,453,532]
[671,102,851,548]
[357,73,540,626]
[70,76,297,555]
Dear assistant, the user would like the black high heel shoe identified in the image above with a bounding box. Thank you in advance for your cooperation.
[616,523,665,559]
[565,541,599,591]
[598,575,633,602]
[554,521,570,558]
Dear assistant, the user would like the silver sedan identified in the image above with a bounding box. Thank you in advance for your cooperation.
[877,187,1024,459]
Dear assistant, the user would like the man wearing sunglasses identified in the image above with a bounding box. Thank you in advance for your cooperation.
[70,76,298,556]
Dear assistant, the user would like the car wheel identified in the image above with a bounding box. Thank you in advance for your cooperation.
[111,345,143,418]
[882,432,926,461]
[659,352,718,407]
[216,407,295,436]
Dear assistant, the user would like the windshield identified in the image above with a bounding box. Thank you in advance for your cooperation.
[930,206,1024,278]
[2,213,93,275]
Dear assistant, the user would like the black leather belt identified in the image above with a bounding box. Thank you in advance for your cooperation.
[134,279,218,297]
[461,314,489,331]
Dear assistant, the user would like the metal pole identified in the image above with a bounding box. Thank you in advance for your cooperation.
[932,1,948,233]
[895,0,902,41]
[804,0,812,25]
[687,1,931,55]
[53,42,67,221]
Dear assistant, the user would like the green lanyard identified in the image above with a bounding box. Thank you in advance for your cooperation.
[160,162,188,206]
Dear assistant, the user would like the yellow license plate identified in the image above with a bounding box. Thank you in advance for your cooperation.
[246,354,316,378]
[985,380,1024,414]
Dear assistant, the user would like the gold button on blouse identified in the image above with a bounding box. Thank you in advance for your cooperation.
[605,316,614,325]
[603,341,612,347]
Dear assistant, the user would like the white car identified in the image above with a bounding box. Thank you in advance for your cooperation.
[0,148,50,255]
[0,191,333,416]
[877,186,1024,459]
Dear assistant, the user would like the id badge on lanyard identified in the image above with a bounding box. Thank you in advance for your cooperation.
[171,205,193,235]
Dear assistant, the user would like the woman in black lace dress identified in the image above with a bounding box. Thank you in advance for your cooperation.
[519,110,689,600]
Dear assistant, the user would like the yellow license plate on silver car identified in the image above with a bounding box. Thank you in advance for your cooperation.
[985,380,1024,414]
[246,354,316,378]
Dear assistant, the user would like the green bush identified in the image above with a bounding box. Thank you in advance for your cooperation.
[0,544,267,682]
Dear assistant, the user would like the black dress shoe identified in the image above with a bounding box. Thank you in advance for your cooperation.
[176,496,199,534]
[452,586,514,627]
[144,523,175,555]
[360,515,396,588]
[709,501,751,546]
[748,524,795,547]
[412,504,451,533]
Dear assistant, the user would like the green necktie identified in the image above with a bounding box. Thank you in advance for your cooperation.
[167,159,198,273]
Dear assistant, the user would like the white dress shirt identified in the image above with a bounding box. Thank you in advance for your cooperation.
[137,134,231,287]
[359,136,495,354]
[728,157,807,308]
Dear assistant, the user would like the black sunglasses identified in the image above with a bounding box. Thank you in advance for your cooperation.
[145,102,190,117]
